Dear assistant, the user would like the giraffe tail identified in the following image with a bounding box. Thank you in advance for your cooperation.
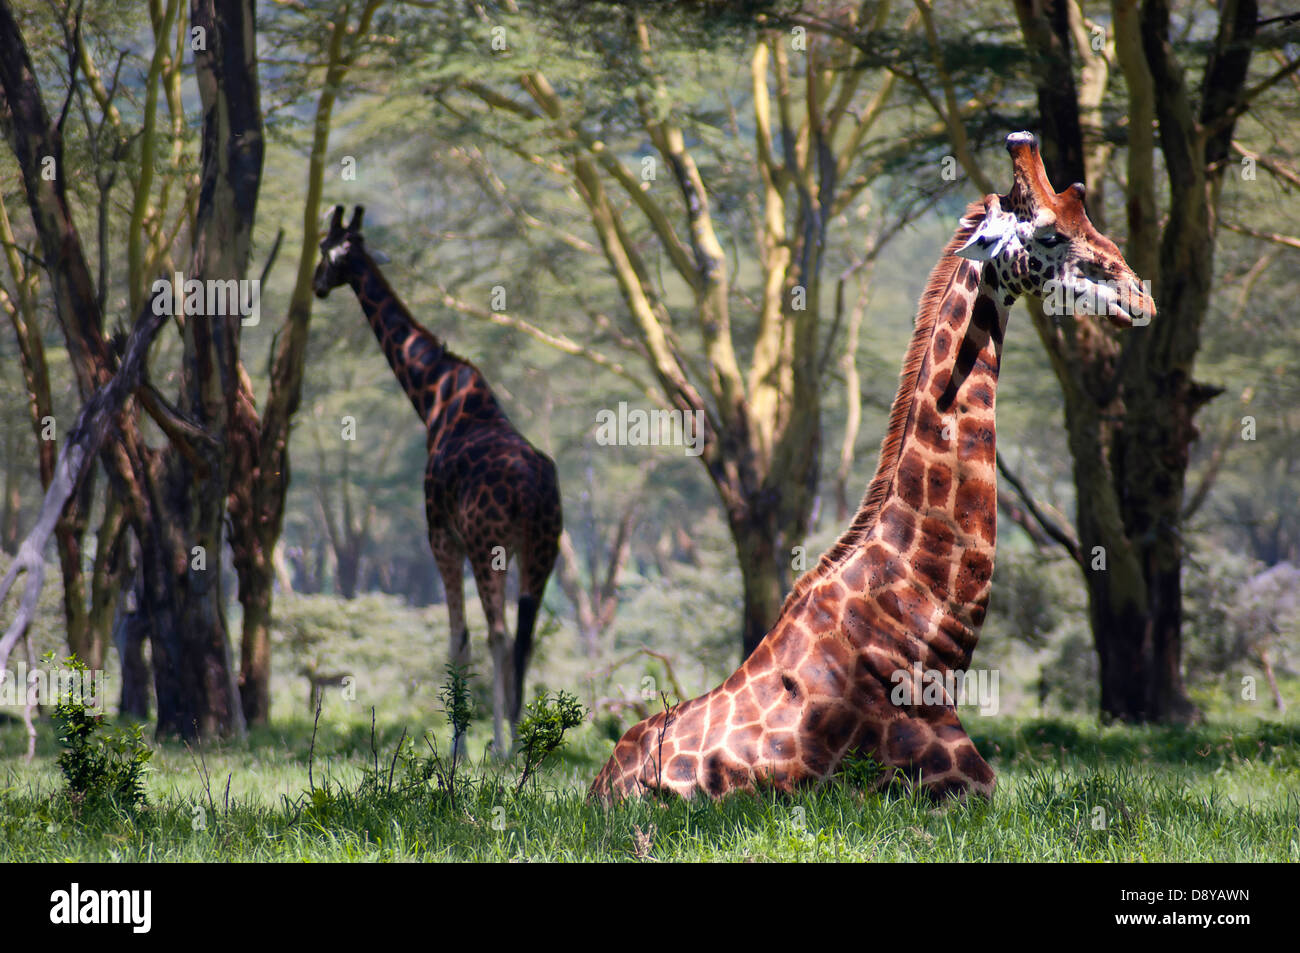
[512,457,560,723]
[511,593,539,723]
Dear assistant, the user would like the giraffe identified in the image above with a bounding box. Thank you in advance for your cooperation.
[590,132,1153,802]
[313,205,562,756]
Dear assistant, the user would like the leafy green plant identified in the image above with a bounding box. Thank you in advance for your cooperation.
[515,690,585,793]
[837,750,888,791]
[348,666,479,811]
[50,655,151,809]
[439,663,474,767]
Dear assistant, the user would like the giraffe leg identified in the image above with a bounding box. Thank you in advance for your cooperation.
[469,549,511,759]
[432,534,470,758]
[873,708,995,801]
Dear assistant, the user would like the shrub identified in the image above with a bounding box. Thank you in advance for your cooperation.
[50,655,151,809]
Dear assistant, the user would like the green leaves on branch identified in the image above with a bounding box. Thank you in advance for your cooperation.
[50,655,152,810]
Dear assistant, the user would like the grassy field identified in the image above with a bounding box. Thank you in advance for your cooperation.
[2,706,1297,862]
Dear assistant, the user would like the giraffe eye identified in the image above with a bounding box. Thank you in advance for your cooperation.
[1040,233,1066,248]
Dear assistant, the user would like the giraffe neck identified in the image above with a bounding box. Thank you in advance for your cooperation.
[795,208,1010,672]
[861,260,1007,666]
[347,256,455,423]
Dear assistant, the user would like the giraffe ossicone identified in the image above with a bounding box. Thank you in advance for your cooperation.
[590,132,1153,803]
[313,204,562,757]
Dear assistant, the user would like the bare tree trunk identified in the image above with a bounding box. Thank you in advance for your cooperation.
[1003,0,1270,723]
[135,0,265,740]
[226,0,379,725]
[86,494,128,672]
[0,166,100,666]
[556,498,639,658]
[0,298,171,684]
[113,570,151,720]
[1,429,20,554]
[731,511,791,660]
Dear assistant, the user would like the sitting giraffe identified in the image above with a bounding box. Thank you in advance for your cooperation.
[313,206,562,755]
[591,133,1153,802]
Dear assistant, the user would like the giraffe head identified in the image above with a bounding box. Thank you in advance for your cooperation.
[955,132,1154,327]
[313,204,370,298]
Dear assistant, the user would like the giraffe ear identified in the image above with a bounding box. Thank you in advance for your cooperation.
[954,204,1019,261]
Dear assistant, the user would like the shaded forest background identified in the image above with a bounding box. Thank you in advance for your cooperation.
[1,0,1297,741]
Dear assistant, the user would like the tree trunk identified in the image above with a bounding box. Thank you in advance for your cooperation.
[113,574,151,720]
[86,494,128,672]
[336,542,362,600]
[236,548,273,723]
[226,1,377,724]
[0,0,263,738]
[731,513,789,660]
[1,430,20,554]
[141,0,264,739]
[138,0,264,740]
[55,472,93,666]
[1005,0,1263,723]
[227,373,277,724]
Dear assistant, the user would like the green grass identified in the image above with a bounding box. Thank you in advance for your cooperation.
[2,710,1297,862]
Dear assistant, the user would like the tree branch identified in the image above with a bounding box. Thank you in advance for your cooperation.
[435,285,664,404]
[996,450,1083,565]
[1183,387,1253,521]
[1220,220,1300,249]
[0,294,168,681]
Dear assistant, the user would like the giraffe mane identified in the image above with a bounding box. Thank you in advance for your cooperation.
[780,198,988,613]
[357,249,475,369]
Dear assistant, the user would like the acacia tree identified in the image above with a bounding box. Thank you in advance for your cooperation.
[1,0,385,730]
[0,0,263,737]
[554,460,651,658]
[422,2,946,657]
[226,0,382,723]
[0,0,175,695]
[0,0,187,675]
[830,0,1300,721]
[999,0,1300,722]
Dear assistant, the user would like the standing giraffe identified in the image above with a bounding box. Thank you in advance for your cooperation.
[313,205,562,755]
[591,133,1153,802]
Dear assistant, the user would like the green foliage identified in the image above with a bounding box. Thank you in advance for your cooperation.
[439,664,475,757]
[49,656,151,809]
[271,593,449,725]
[354,729,454,804]
[2,713,1297,861]
[515,690,586,792]
[1037,630,1100,714]
[835,750,887,790]
[1183,549,1261,676]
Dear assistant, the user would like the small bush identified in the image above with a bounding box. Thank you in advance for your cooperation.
[51,655,151,809]
[515,690,585,792]
[439,664,474,763]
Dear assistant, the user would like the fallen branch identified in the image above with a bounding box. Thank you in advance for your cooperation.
[0,296,167,687]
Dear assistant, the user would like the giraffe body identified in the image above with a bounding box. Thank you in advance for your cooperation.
[314,206,562,755]
[591,133,1153,802]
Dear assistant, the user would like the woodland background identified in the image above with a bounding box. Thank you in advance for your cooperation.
[1,0,1297,747]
